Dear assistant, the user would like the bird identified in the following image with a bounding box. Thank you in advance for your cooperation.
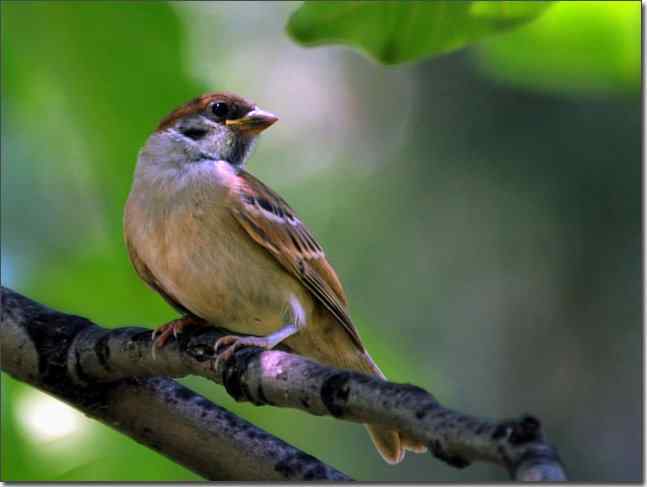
[124,92,425,464]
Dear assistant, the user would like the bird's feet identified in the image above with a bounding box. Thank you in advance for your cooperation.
[212,322,299,369]
[152,316,202,355]
[213,334,273,368]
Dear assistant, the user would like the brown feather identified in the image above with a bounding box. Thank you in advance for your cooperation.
[156,92,255,131]
[229,170,365,351]
[124,230,190,315]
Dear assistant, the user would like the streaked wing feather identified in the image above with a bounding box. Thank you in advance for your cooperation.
[230,170,364,351]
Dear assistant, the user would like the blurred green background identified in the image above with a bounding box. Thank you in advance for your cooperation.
[1,1,641,481]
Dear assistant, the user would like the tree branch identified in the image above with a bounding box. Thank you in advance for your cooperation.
[0,286,567,481]
[0,287,350,481]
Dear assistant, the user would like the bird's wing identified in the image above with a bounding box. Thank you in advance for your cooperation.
[228,170,365,351]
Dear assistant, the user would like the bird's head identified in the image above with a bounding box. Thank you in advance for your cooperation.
[142,92,278,170]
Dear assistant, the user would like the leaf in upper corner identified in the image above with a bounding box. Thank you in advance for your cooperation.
[286,1,553,65]
[475,1,640,97]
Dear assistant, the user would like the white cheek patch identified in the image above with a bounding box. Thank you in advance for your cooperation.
[199,114,217,126]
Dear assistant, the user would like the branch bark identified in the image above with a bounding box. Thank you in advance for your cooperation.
[1,286,567,481]
[0,287,350,481]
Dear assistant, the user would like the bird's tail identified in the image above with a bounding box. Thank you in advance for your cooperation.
[299,311,426,464]
[354,351,428,464]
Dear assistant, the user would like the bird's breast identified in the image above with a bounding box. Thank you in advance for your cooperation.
[127,177,310,336]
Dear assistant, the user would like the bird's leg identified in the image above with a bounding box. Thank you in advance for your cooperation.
[152,315,204,353]
[214,322,300,366]
[214,295,306,367]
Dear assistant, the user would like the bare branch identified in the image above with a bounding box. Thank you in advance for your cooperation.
[0,287,350,481]
[0,286,567,481]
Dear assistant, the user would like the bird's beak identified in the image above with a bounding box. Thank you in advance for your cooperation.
[226,108,279,133]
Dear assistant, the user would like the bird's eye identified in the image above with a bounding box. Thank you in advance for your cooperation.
[181,127,208,140]
[211,102,230,119]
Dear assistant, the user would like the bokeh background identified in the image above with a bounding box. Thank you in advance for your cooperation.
[1,1,641,481]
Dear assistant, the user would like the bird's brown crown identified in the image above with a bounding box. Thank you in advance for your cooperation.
[157,92,256,131]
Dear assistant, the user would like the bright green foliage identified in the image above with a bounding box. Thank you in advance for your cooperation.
[476,1,640,96]
[1,0,641,482]
[287,1,552,64]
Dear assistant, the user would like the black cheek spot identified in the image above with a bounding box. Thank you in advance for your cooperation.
[181,127,209,140]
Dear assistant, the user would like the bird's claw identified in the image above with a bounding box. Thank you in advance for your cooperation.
[213,335,242,367]
[213,335,268,369]
[151,316,196,358]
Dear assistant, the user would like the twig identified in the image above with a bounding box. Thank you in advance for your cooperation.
[0,286,567,480]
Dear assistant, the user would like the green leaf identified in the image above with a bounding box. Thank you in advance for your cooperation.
[286,1,552,65]
[475,1,640,96]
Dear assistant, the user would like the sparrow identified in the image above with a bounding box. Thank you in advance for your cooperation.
[124,92,425,464]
